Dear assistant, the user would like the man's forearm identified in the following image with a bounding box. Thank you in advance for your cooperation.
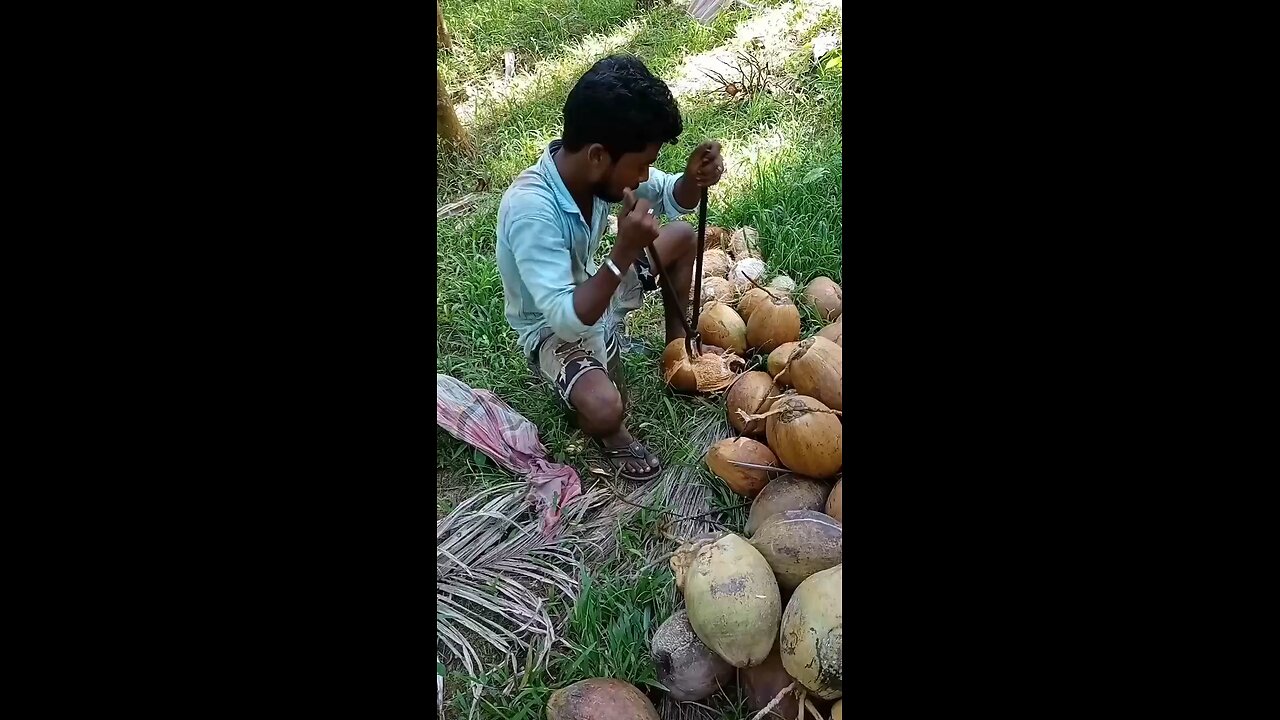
[673,174,699,212]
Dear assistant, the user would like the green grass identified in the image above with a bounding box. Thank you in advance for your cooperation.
[437,1,841,716]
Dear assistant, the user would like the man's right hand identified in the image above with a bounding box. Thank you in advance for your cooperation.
[616,187,660,259]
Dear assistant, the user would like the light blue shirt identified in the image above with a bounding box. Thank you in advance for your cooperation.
[497,140,696,358]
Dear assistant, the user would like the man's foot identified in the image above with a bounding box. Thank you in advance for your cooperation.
[597,427,662,481]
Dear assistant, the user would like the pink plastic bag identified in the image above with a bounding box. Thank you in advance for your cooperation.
[436,374,582,534]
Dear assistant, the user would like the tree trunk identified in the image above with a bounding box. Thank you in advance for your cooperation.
[437,1,451,49]
[436,66,472,152]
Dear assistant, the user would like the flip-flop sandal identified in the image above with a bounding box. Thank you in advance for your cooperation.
[598,439,663,481]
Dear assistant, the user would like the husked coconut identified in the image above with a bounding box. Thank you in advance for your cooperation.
[780,565,842,700]
[546,678,660,720]
[728,226,760,260]
[697,302,748,356]
[745,474,831,535]
[697,276,735,306]
[662,340,742,393]
[650,609,734,702]
[684,534,780,668]
[701,248,732,278]
[768,275,797,295]
[704,225,728,249]
[706,437,778,497]
[730,257,767,294]
[750,510,843,591]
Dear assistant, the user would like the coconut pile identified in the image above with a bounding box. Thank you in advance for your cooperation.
[548,229,844,720]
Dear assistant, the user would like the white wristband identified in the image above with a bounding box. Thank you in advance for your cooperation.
[603,257,624,280]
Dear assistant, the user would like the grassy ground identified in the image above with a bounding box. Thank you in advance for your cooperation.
[437,1,841,717]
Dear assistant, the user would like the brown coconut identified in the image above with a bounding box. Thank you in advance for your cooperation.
[786,336,842,411]
[705,225,728,249]
[650,609,735,702]
[746,296,802,353]
[750,510,843,591]
[816,315,843,347]
[738,287,771,322]
[697,276,735,306]
[826,479,842,522]
[726,371,779,438]
[767,341,800,384]
[697,302,748,356]
[728,226,760,260]
[741,643,801,719]
[706,437,778,497]
[661,339,742,393]
[802,277,842,322]
[759,395,841,479]
[780,565,842,700]
[701,248,732,278]
[745,474,831,536]
[546,678,659,720]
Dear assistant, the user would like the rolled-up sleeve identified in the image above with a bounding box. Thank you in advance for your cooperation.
[509,213,594,342]
[640,167,697,218]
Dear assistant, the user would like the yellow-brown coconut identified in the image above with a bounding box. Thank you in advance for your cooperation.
[684,533,780,668]
[780,565,842,700]
[650,609,734,702]
[662,340,742,393]
[701,248,732,278]
[742,643,801,719]
[826,479,842,522]
[546,678,659,720]
[745,473,831,536]
[767,341,800,384]
[737,287,771,322]
[750,509,843,591]
[746,296,802,353]
[707,437,778,498]
[786,336,842,411]
[832,700,843,720]
[802,277,842,322]
[697,302,748,356]
[762,395,841,479]
[817,315,843,347]
[726,371,779,438]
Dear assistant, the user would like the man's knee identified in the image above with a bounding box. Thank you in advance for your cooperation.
[570,372,624,432]
[666,220,695,249]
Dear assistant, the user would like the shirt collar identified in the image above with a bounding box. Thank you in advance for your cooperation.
[539,139,588,216]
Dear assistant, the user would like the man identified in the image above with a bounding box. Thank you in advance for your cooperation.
[496,54,725,481]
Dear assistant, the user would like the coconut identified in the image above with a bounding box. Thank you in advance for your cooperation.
[728,226,760,260]
[786,336,842,411]
[546,678,660,720]
[701,248,732,278]
[751,395,841,479]
[816,315,843,347]
[750,510,843,591]
[705,225,728,249]
[832,700,843,720]
[802,277,842,322]
[768,275,797,295]
[767,341,800,383]
[737,287,771,322]
[662,339,743,393]
[745,474,831,536]
[826,479,842,522]
[670,532,720,593]
[651,609,735,702]
[747,296,802,353]
[729,257,767,294]
[706,437,778,497]
[684,533,780,668]
[726,371,779,438]
[741,643,801,719]
[697,276,736,306]
[697,302,748,356]
[780,565,842,699]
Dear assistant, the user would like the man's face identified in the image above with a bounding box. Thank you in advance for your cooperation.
[589,143,662,203]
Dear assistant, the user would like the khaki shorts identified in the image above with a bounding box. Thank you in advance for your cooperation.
[530,249,658,410]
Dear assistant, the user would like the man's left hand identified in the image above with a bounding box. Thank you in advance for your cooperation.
[686,141,725,188]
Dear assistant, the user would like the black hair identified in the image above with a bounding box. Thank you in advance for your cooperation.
[562,54,683,159]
